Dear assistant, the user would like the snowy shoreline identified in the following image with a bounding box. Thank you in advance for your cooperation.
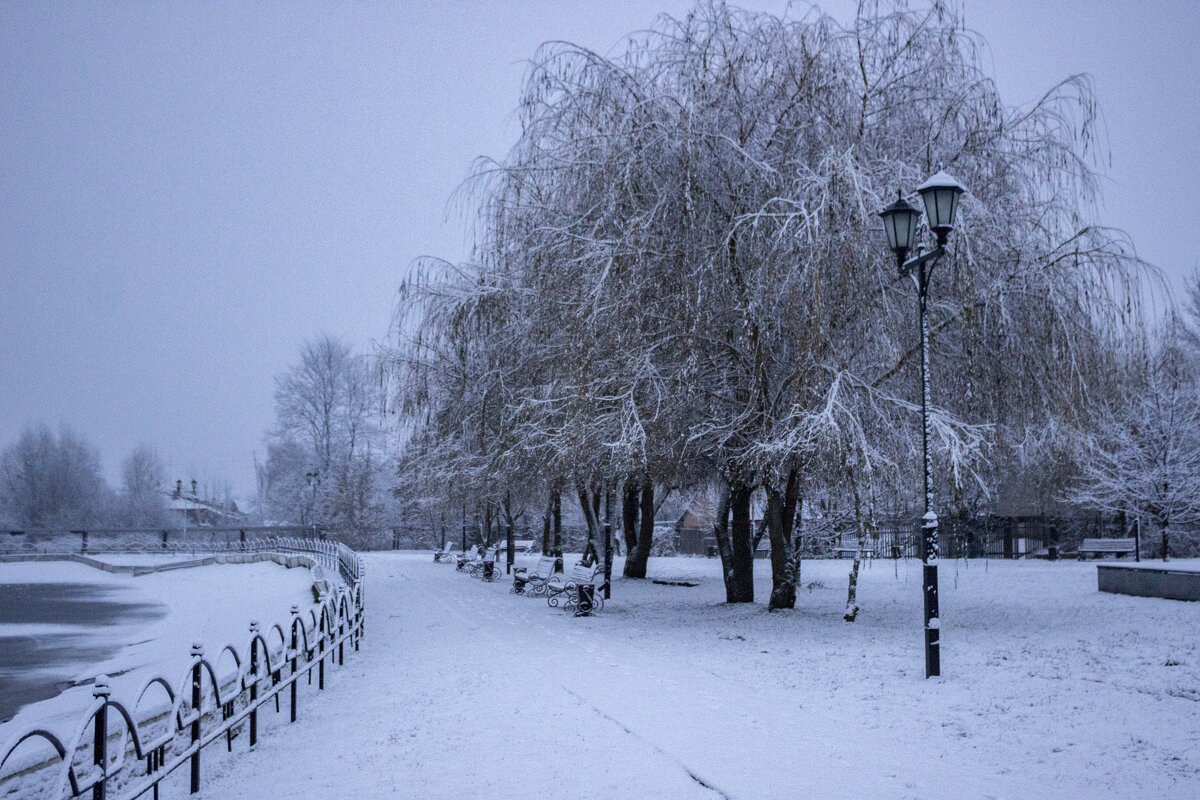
[0,555,321,738]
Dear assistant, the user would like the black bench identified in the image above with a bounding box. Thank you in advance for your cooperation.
[513,554,559,595]
[1078,538,1136,560]
[547,561,604,614]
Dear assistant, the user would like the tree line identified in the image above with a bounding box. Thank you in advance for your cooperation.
[7,3,1199,593]
[0,429,226,529]
[384,1,1198,610]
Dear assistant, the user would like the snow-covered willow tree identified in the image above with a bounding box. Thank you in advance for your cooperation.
[387,1,1143,607]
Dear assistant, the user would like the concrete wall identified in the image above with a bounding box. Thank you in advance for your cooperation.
[1097,564,1200,602]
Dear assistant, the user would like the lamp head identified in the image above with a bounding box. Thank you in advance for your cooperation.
[915,171,966,246]
[879,192,921,270]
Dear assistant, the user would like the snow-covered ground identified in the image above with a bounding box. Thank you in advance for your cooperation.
[194,553,1199,799]
[0,556,320,739]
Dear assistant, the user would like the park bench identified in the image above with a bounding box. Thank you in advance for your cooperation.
[546,560,604,614]
[466,550,499,581]
[833,537,876,560]
[433,545,455,563]
[1078,537,1136,560]
[459,550,488,575]
[512,554,559,595]
[489,540,537,562]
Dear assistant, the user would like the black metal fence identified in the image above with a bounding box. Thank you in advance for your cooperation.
[0,526,334,556]
[0,539,366,800]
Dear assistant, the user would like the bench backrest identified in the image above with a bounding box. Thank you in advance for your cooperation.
[528,555,557,578]
[568,562,599,584]
[1080,538,1135,551]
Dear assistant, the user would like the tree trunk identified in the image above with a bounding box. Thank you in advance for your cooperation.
[789,494,804,594]
[602,486,614,596]
[552,489,562,553]
[591,487,601,534]
[844,557,861,622]
[1161,520,1170,562]
[751,517,768,553]
[577,482,600,562]
[764,470,799,610]
[711,484,734,600]
[503,491,516,571]
[622,479,640,559]
[727,481,755,603]
[542,492,552,554]
[625,481,654,579]
[844,478,867,622]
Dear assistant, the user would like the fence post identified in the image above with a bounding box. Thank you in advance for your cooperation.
[318,596,327,691]
[190,643,203,794]
[92,676,110,800]
[339,609,345,666]
[289,604,299,723]
[248,622,259,747]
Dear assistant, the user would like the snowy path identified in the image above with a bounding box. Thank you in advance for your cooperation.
[204,554,718,799]
[202,554,1200,799]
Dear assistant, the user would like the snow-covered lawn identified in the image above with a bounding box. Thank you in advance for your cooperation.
[0,556,320,738]
[197,553,1199,799]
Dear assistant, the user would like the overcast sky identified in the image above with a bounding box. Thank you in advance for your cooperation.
[2,1,1197,499]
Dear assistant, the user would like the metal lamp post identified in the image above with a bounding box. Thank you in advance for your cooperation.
[878,170,966,679]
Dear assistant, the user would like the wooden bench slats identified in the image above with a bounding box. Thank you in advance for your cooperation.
[1078,538,1136,559]
[1080,538,1135,551]
[520,555,557,581]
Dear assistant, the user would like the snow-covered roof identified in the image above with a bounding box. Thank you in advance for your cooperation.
[165,491,246,522]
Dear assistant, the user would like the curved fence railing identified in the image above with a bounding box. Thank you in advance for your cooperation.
[0,541,366,799]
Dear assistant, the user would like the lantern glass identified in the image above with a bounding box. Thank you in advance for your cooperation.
[879,195,921,256]
[915,170,966,236]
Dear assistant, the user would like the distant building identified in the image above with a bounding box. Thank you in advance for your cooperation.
[166,479,247,527]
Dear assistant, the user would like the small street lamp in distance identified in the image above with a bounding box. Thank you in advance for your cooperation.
[878,170,966,679]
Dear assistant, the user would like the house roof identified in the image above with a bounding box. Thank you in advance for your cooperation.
[166,491,247,522]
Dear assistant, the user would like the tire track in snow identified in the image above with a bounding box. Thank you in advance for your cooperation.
[562,686,734,800]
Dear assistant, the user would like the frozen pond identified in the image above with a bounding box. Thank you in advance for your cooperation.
[0,558,320,740]
[0,582,166,721]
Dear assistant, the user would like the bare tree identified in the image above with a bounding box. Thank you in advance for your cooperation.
[119,443,167,526]
[0,424,113,528]
[1068,319,1200,560]
[266,334,391,541]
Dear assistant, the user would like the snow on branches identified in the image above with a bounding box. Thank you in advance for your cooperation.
[385,1,1148,590]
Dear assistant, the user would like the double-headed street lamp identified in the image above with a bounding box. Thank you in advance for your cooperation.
[878,171,966,679]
